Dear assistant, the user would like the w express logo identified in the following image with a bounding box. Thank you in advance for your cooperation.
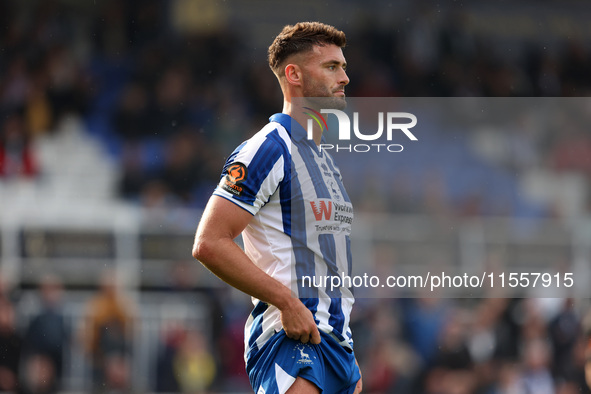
[310,200,332,221]
[309,199,353,233]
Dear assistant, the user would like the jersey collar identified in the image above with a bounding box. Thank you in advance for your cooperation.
[269,113,307,141]
[269,113,326,145]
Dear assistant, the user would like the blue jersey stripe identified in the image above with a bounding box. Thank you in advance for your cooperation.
[291,160,318,307]
[318,233,346,338]
[221,141,247,181]
[266,130,292,237]
[279,164,291,236]
[319,233,340,297]
[329,298,346,342]
[239,133,284,206]
[291,148,319,320]
[248,301,268,351]
[346,235,353,277]
[296,141,331,199]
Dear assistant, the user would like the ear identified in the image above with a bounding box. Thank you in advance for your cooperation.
[284,64,302,87]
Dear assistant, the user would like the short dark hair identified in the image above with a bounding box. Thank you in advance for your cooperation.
[268,22,346,76]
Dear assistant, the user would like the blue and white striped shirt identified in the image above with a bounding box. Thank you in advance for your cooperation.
[213,113,354,363]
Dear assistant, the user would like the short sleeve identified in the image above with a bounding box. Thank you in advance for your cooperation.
[213,127,287,216]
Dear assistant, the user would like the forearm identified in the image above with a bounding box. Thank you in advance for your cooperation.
[193,233,295,311]
[192,196,319,343]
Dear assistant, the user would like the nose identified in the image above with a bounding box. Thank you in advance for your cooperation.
[339,68,349,86]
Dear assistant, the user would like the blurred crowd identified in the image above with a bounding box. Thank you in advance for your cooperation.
[2,1,591,210]
[352,297,591,394]
[1,269,590,393]
[0,265,247,394]
[2,0,591,393]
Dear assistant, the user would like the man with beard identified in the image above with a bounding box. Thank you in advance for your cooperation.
[193,22,361,393]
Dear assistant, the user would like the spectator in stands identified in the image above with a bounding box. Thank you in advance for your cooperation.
[549,299,582,382]
[155,321,184,393]
[360,304,420,393]
[215,312,251,391]
[520,338,555,394]
[432,310,473,371]
[25,73,53,137]
[423,309,476,394]
[118,142,157,202]
[0,109,39,178]
[560,41,591,96]
[1,55,31,108]
[159,129,205,203]
[155,323,217,393]
[493,361,526,394]
[564,335,590,394]
[550,125,591,179]
[22,274,71,393]
[45,43,90,122]
[173,327,216,393]
[112,82,151,143]
[0,298,22,392]
[146,64,191,139]
[20,354,57,394]
[586,336,591,391]
[81,270,135,393]
[402,298,451,365]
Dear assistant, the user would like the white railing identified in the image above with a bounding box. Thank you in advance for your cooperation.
[17,289,211,393]
[2,203,590,296]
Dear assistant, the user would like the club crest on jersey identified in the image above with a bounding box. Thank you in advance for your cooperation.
[293,344,315,365]
[220,162,248,196]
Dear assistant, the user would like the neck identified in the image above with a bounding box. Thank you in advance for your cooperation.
[282,99,323,145]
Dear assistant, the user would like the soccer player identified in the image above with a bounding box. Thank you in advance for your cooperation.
[192,22,362,393]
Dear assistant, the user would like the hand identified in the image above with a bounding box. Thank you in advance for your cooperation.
[279,298,321,344]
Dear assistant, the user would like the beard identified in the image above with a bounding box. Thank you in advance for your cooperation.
[302,81,347,110]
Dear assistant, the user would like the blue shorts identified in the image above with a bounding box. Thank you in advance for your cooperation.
[246,330,360,394]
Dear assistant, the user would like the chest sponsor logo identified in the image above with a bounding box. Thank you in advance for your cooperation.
[310,200,332,221]
[309,199,353,233]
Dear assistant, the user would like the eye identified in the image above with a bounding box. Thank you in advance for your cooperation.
[328,65,336,70]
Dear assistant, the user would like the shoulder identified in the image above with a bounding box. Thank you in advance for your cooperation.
[247,121,291,154]
[229,121,291,169]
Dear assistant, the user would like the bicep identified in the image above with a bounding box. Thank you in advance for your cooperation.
[195,195,253,243]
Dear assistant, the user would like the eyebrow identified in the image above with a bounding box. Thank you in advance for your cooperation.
[322,60,347,68]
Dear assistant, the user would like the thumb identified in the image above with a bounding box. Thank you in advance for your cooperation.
[310,326,321,344]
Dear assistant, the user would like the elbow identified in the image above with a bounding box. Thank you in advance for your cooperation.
[192,236,214,264]
[192,237,223,274]
[192,238,205,262]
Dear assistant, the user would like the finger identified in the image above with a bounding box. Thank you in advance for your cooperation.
[286,332,300,341]
[310,327,321,344]
[300,333,310,344]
